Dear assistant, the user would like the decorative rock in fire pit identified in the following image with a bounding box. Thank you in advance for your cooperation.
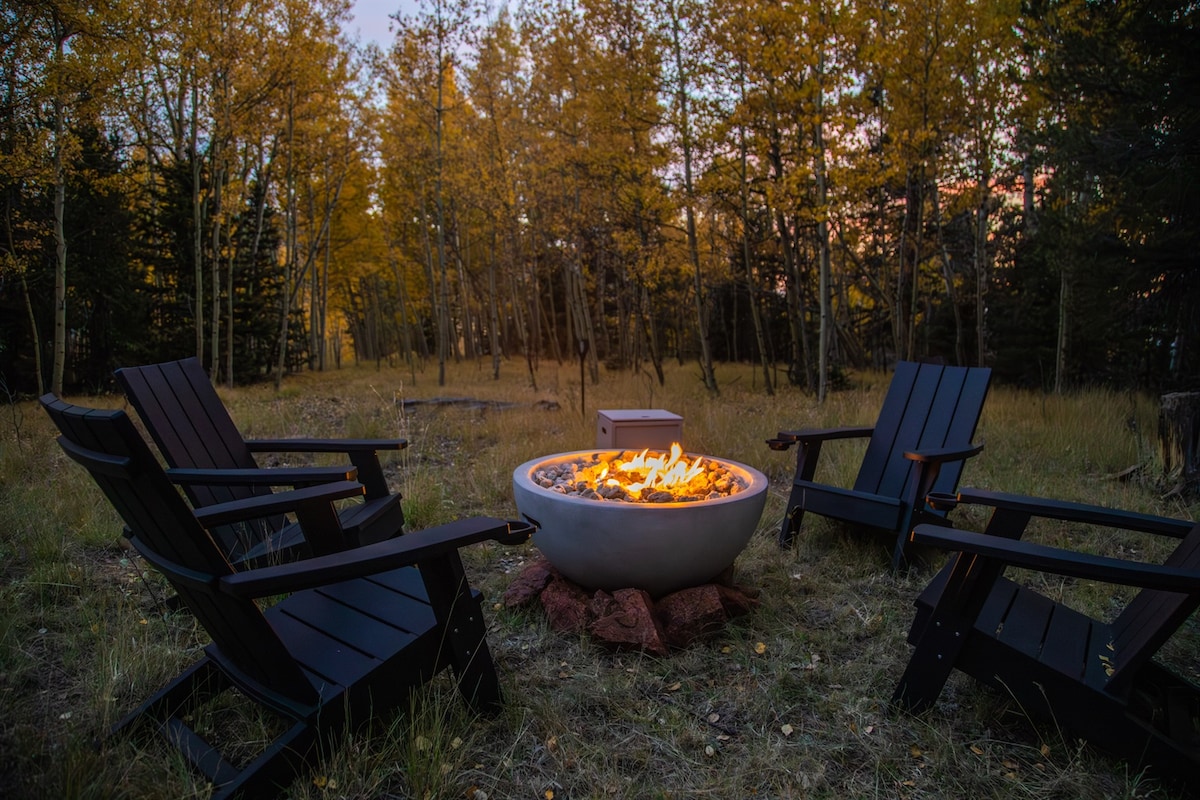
[512,448,768,597]
[503,557,761,654]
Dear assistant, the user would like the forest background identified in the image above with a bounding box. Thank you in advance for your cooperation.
[2,0,1197,399]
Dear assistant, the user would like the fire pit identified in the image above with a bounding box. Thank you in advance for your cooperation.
[512,448,768,597]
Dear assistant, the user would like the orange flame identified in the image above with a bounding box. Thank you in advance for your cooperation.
[542,443,745,503]
[619,443,705,493]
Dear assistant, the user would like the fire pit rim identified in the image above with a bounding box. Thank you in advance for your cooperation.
[512,448,766,508]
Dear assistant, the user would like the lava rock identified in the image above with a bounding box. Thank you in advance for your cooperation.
[716,584,761,618]
[589,588,668,656]
[502,558,558,608]
[539,577,591,634]
[656,584,728,649]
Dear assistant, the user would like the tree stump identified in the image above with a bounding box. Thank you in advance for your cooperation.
[1159,392,1200,492]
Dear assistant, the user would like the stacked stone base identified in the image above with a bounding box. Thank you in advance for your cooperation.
[502,558,759,656]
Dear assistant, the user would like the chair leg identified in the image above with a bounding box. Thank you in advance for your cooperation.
[892,462,939,572]
[419,555,503,713]
[891,615,968,712]
[450,635,503,714]
[778,482,809,548]
[778,440,822,549]
[893,552,1001,712]
[111,657,314,799]
[890,505,917,573]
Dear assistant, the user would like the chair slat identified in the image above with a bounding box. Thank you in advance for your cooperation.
[934,368,992,494]
[855,361,921,492]
[974,576,1018,636]
[1040,602,1094,678]
[995,584,1056,657]
[317,572,439,633]
[871,365,948,497]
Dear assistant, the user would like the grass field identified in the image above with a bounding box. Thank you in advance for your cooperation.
[1,358,1196,799]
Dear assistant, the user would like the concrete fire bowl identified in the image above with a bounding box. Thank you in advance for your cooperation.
[512,450,768,597]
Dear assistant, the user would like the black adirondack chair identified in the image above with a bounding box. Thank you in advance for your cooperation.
[767,360,990,570]
[893,488,1200,780]
[41,394,532,799]
[115,357,406,566]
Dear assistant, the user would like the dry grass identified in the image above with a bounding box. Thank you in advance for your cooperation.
[1,358,1196,799]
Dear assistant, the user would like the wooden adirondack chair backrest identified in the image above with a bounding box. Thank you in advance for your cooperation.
[40,395,318,706]
[116,358,266,500]
[1106,523,1200,695]
[115,358,288,551]
[854,361,991,501]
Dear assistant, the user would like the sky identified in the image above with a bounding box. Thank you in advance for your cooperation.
[347,0,413,49]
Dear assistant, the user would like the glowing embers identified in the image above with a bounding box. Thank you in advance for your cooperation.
[531,443,748,503]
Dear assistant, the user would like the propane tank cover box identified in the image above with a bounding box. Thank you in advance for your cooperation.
[596,409,683,450]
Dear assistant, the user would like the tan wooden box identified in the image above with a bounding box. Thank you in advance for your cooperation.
[595,409,683,450]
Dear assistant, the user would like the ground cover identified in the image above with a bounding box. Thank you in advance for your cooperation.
[1,359,1195,799]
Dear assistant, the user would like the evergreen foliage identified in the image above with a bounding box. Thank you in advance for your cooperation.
[1018,0,1200,389]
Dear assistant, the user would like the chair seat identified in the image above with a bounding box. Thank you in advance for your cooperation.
[795,483,906,532]
[215,565,479,717]
[913,566,1114,688]
[268,567,437,690]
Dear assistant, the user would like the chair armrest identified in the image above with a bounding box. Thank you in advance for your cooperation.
[192,480,366,528]
[245,437,408,454]
[912,524,1200,593]
[218,517,536,598]
[903,441,984,464]
[245,438,405,501]
[954,488,1194,538]
[167,465,357,487]
[767,426,874,451]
